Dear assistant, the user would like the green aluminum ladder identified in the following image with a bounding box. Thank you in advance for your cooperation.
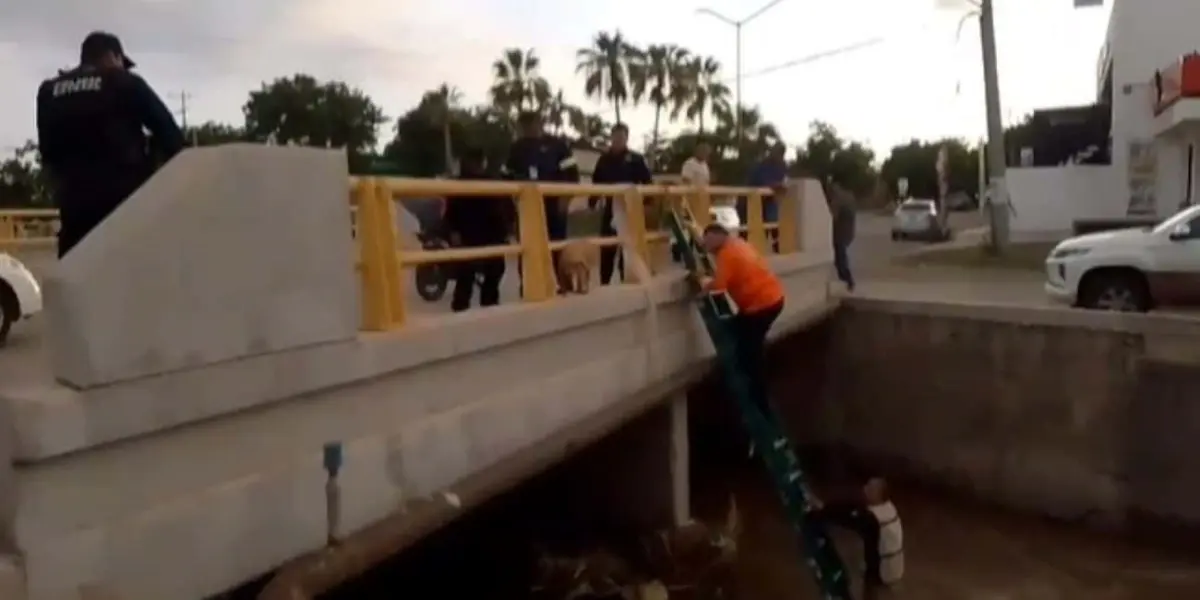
[667,202,853,600]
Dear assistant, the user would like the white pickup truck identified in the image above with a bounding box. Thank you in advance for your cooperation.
[1044,204,1200,312]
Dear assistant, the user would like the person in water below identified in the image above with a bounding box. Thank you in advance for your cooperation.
[810,476,904,599]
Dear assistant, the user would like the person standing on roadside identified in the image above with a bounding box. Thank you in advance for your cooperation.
[745,143,789,248]
[444,148,513,312]
[590,123,652,285]
[827,179,857,292]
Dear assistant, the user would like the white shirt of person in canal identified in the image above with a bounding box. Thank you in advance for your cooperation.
[865,478,904,585]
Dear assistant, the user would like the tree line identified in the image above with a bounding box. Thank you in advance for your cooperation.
[0,30,1039,209]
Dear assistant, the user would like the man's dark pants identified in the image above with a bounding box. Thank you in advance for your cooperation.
[451,252,505,312]
[833,240,854,290]
[599,202,623,284]
[812,502,883,587]
[730,300,784,415]
[56,175,138,258]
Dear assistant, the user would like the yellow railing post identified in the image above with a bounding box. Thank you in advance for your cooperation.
[517,184,554,301]
[746,192,768,253]
[620,187,650,283]
[777,183,800,254]
[355,178,391,331]
[372,179,406,327]
[689,189,712,229]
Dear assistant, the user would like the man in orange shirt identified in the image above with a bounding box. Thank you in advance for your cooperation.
[699,224,786,415]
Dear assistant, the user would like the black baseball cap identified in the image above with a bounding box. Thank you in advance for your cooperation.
[80,31,136,69]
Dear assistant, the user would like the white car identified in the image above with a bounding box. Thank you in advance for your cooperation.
[0,252,42,345]
[1044,204,1200,312]
[891,199,950,242]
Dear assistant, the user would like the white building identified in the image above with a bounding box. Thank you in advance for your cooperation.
[1009,0,1200,240]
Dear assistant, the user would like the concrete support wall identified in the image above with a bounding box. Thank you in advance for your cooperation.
[567,394,691,532]
[6,262,833,599]
[43,145,359,388]
[801,298,1200,544]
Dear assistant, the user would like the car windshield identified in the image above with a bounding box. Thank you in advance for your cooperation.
[1151,205,1200,234]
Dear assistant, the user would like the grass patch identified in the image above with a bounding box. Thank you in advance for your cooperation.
[896,241,1055,271]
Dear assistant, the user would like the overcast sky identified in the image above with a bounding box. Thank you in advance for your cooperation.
[0,0,1109,156]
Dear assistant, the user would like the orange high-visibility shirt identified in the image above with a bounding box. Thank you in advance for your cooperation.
[710,237,785,314]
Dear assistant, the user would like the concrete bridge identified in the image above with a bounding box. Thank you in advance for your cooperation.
[0,145,840,599]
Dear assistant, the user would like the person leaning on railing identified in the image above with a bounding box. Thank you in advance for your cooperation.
[36,31,183,258]
[443,147,514,312]
[502,111,580,293]
[589,122,652,285]
[697,223,785,416]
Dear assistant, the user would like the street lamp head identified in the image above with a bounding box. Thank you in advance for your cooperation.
[695,7,738,26]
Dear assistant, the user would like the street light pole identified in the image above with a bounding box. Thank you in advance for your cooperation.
[696,0,787,156]
[978,0,1009,252]
[735,23,742,148]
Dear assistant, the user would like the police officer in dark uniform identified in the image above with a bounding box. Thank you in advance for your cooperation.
[503,111,580,290]
[37,31,184,258]
[444,147,514,312]
[589,123,652,285]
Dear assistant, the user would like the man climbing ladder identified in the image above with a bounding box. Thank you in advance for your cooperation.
[696,223,785,416]
[668,204,854,600]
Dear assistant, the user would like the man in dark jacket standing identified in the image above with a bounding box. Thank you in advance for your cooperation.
[827,180,857,292]
[589,123,652,284]
[503,111,580,291]
[444,148,514,312]
[37,31,183,258]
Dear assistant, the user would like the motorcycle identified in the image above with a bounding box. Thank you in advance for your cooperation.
[414,229,450,302]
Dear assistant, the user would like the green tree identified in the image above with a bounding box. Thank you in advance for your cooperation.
[634,44,692,159]
[242,74,387,170]
[879,138,979,200]
[575,31,642,124]
[0,141,49,208]
[383,91,513,177]
[567,107,613,148]
[182,122,247,146]
[792,121,877,197]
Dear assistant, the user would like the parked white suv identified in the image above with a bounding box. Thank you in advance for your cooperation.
[1044,204,1200,312]
[0,252,42,345]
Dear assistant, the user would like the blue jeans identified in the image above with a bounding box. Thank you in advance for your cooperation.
[833,241,854,290]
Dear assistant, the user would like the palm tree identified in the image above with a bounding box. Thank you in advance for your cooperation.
[490,48,547,122]
[575,31,642,124]
[567,107,611,147]
[675,56,730,134]
[716,105,781,158]
[431,83,461,175]
[634,44,691,157]
[544,89,573,136]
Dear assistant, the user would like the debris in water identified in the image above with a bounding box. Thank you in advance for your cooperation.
[442,491,461,508]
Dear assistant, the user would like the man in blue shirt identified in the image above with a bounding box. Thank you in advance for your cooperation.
[743,143,788,248]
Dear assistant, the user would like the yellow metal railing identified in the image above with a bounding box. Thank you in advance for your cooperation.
[0,208,59,249]
[0,179,800,331]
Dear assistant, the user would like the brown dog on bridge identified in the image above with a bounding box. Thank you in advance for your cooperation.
[557,239,600,294]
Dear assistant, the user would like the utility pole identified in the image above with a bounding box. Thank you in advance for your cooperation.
[696,0,787,157]
[979,0,1009,252]
[172,91,200,146]
[176,91,191,129]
